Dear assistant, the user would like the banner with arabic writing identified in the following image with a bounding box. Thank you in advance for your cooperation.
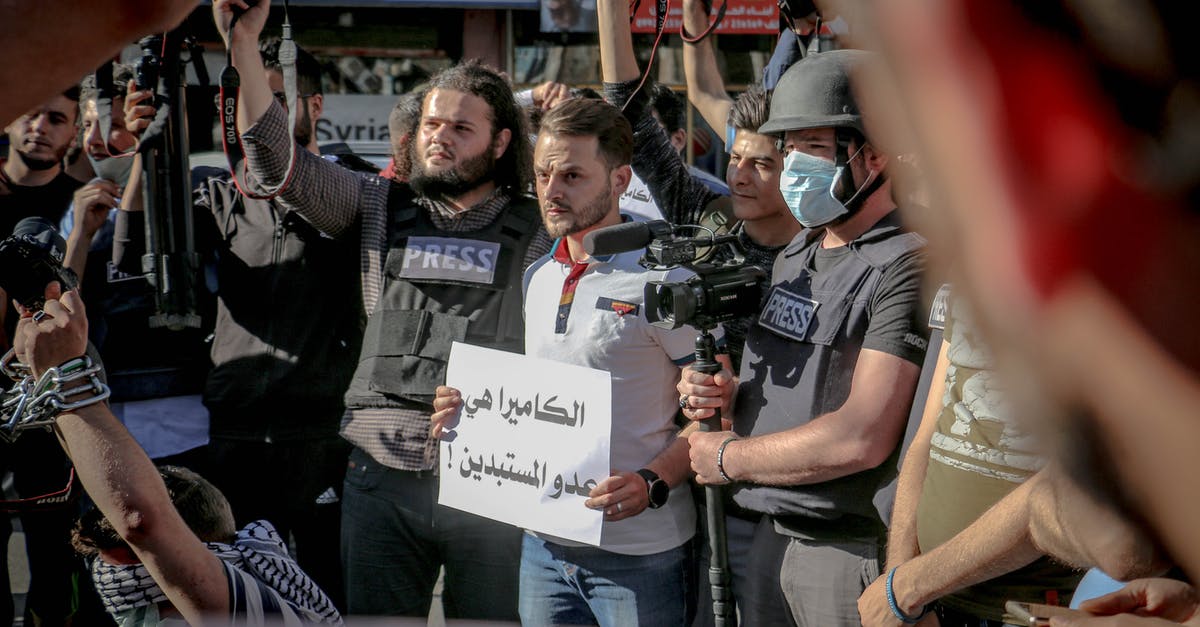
[439,342,612,545]
[630,0,779,34]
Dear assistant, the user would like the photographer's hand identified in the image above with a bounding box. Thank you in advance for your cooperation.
[430,385,463,439]
[214,0,270,48]
[16,283,88,378]
[123,79,156,137]
[212,0,275,136]
[688,430,737,485]
[677,364,735,422]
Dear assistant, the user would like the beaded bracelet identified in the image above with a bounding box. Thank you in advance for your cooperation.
[715,436,737,483]
[885,566,931,624]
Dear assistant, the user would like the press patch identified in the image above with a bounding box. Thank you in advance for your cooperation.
[399,236,500,284]
[596,297,639,317]
[758,286,819,341]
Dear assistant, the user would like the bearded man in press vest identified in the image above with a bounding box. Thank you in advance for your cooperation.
[678,49,931,627]
[215,0,550,619]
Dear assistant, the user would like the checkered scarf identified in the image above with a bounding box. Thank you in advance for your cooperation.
[91,520,341,624]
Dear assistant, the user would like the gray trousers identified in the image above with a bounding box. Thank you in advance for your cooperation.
[742,516,882,627]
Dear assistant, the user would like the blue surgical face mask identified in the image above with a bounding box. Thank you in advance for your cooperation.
[778,150,845,228]
[778,145,871,228]
[87,152,135,187]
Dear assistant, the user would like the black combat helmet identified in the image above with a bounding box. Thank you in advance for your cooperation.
[757,49,872,137]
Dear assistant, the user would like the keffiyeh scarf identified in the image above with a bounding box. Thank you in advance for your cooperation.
[91,520,341,624]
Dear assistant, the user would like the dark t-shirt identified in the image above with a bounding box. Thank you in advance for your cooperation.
[811,237,929,366]
[0,167,81,238]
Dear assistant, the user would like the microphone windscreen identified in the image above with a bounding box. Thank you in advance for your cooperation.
[583,221,655,257]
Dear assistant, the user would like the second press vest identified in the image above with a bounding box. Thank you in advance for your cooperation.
[731,211,925,538]
[344,189,541,410]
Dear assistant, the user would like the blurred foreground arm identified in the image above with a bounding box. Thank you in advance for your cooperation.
[0,1,196,124]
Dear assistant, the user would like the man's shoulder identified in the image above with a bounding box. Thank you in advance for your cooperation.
[53,171,86,193]
[852,210,927,269]
[223,561,296,620]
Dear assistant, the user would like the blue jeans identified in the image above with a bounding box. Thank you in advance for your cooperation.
[341,447,522,619]
[519,533,691,627]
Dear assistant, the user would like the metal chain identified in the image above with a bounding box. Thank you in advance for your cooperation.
[0,349,110,442]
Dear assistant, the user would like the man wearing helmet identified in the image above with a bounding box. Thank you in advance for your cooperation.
[679,50,930,626]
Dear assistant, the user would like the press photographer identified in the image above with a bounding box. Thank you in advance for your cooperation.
[677,50,931,626]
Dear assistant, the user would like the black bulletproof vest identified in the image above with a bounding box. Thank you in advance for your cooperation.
[731,211,925,537]
[344,193,541,409]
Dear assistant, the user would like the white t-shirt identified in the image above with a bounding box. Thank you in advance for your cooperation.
[522,237,721,555]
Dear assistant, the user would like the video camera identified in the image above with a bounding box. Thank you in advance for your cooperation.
[0,217,79,311]
[582,220,766,330]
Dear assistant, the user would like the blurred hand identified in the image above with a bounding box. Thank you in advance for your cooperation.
[1055,578,1200,626]
[531,81,571,111]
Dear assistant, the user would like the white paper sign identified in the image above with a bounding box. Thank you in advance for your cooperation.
[619,172,665,222]
[439,342,612,545]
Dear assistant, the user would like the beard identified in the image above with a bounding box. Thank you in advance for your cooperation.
[408,142,495,201]
[292,102,313,149]
[541,182,612,238]
[14,145,65,171]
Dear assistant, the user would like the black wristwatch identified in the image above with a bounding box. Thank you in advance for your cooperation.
[636,468,670,509]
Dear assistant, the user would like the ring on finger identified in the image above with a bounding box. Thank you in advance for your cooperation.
[616,501,623,513]
[32,310,49,323]
[678,395,689,410]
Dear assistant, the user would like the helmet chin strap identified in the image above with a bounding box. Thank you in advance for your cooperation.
[832,128,884,215]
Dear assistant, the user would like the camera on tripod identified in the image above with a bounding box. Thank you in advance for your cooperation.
[582,220,767,331]
[134,35,162,104]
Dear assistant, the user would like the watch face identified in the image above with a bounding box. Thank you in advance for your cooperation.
[648,479,669,508]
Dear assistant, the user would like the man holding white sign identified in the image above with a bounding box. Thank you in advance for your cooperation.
[433,97,731,626]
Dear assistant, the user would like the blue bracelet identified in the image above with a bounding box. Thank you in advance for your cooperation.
[885,566,930,624]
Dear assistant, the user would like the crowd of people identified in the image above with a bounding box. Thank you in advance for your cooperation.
[1,0,1198,625]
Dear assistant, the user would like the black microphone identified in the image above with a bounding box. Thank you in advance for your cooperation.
[583,220,669,257]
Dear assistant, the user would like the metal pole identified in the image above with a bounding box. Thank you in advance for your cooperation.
[692,329,735,626]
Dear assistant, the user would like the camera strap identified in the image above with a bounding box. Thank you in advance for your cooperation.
[0,468,80,513]
[219,0,299,201]
[622,0,671,111]
[679,0,729,43]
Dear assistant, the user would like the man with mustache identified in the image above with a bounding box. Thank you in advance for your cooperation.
[1,86,85,331]
[432,97,732,626]
[215,0,551,619]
